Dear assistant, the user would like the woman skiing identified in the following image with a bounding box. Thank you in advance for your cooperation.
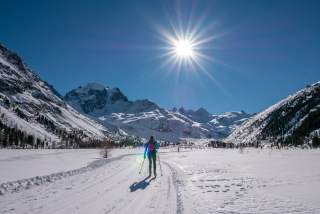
[144,136,159,177]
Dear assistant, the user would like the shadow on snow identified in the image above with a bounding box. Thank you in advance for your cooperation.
[129,176,155,192]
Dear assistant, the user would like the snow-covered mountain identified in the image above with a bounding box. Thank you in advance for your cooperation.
[173,107,251,127]
[226,82,320,146]
[65,83,252,141]
[65,83,159,115]
[0,43,109,147]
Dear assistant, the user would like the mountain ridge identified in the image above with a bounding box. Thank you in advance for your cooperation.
[0,43,109,147]
[226,82,320,146]
[1,42,318,146]
[64,82,252,141]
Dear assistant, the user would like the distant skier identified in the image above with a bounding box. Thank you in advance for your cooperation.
[144,136,159,177]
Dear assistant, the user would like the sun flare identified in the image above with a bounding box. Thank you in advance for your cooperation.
[159,24,215,73]
[174,39,194,58]
[156,11,225,80]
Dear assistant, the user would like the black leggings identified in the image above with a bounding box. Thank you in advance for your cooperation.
[148,151,156,175]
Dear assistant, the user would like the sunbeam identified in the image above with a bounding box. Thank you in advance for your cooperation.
[157,13,224,79]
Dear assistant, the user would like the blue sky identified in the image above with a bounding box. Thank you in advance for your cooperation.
[0,0,319,114]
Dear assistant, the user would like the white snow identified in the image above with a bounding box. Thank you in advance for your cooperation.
[0,149,102,183]
[1,148,320,214]
[161,148,320,213]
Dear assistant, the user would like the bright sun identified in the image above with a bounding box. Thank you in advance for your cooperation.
[158,16,220,74]
[174,39,194,58]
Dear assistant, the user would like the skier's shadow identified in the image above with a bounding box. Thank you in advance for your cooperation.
[129,176,155,192]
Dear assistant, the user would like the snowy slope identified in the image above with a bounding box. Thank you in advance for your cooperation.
[174,108,252,139]
[113,109,252,140]
[65,83,251,141]
[0,43,108,145]
[226,81,320,145]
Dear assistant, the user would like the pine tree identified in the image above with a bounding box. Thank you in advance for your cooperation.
[312,135,320,148]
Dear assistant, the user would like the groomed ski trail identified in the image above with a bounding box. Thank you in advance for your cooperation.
[0,153,178,214]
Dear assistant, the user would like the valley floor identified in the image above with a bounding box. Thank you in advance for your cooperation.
[0,148,320,214]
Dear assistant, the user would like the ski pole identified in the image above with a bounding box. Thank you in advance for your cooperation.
[138,158,145,174]
[157,152,163,176]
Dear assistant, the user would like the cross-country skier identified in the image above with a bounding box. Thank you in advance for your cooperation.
[144,136,159,177]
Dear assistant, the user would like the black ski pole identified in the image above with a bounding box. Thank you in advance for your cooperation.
[139,158,145,174]
[157,152,163,176]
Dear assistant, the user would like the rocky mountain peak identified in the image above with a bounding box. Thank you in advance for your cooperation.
[0,43,27,73]
[64,83,159,114]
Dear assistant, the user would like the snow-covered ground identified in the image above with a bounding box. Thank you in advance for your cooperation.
[0,149,102,183]
[1,148,320,214]
[162,148,320,213]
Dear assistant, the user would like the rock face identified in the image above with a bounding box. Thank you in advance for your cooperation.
[65,83,252,141]
[175,107,211,123]
[226,82,320,146]
[0,43,108,146]
[65,83,157,115]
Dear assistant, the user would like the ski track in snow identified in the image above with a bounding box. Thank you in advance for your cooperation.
[1,148,320,214]
[0,151,178,214]
[0,153,130,195]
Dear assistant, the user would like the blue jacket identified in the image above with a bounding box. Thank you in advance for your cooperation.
[144,140,159,158]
